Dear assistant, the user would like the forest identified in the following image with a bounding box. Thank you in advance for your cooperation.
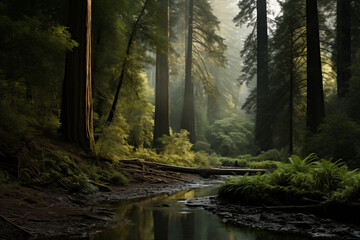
[1,0,360,239]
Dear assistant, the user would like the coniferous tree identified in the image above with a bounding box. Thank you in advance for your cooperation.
[181,0,195,143]
[60,0,95,152]
[336,0,351,98]
[306,0,325,133]
[106,0,152,125]
[233,0,271,151]
[180,0,226,144]
[154,0,171,146]
[269,0,307,153]
[255,0,271,151]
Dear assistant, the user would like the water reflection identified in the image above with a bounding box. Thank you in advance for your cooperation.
[91,185,311,240]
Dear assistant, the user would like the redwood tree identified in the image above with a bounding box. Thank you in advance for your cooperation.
[336,0,351,98]
[153,0,170,146]
[255,0,271,150]
[181,0,195,144]
[306,0,324,133]
[60,0,95,152]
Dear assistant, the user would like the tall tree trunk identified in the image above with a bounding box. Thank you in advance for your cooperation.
[306,0,324,133]
[289,17,294,155]
[60,0,95,152]
[336,0,351,98]
[181,0,195,144]
[255,0,271,151]
[106,0,151,125]
[153,0,170,146]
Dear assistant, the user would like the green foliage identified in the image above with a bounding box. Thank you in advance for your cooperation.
[134,130,209,167]
[15,147,129,194]
[158,130,196,166]
[208,154,278,170]
[205,116,256,157]
[60,173,99,194]
[307,115,360,167]
[0,9,77,137]
[219,154,360,206]
[96,115,134,160]
[192,141,214,154]
[194,151,209,167]
[255,149,289,162]
[110,172,128,186]
[247,161,278,170]
[207,153,222,167]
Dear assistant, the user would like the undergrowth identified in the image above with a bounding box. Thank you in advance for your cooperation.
[0,138,129,194]
[219,154,360,205]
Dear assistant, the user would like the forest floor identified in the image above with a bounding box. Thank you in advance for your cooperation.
[0,137,204,239]
[2,138,360,239]
[0,176,202,240]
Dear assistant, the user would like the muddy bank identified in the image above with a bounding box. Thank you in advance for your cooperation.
[187,196,360,239]
[0,176,203,240]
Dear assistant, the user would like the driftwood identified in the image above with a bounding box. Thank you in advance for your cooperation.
[118,158,267,178]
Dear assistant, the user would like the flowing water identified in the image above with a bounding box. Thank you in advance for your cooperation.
[88,183,311,240]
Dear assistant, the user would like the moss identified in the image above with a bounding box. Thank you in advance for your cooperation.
[90,181,112,192]
[109,172,128,186]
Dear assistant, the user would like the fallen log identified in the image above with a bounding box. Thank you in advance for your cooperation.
[118,158,267,178]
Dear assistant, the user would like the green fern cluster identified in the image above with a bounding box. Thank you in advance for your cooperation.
[219,154,360,205]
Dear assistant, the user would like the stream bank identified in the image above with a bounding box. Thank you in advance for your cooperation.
[187,196,360,239]
[0,175,203,240]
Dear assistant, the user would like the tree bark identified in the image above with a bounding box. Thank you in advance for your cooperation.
[306,0,324,133]
[181,0,196,144]
[255,0,271,151]
[336,0,351,98]
[60,0,95,152]
[153,0,170,147]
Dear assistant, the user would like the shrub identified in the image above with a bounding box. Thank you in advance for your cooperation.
[192,141,214,154]
[205,116,257,157]
[307,114,360,167]
[218,154,360,206]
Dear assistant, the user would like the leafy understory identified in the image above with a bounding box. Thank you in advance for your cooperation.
[218,154,360,206]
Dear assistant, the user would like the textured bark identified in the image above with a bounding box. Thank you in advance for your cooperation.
[181,0,195,144]
[60,0,95,152]
[255,0,271,151]
[306,0,324,133]
[153,0,170,146]
[336,0,351,98]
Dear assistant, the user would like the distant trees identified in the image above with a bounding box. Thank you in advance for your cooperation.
[180,0,226,144]
[233,0,271,151]
[268,0,307,153]
[106,0,152,125]
[60,0,95,152]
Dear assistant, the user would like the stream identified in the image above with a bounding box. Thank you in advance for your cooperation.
[88,182,311,240]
